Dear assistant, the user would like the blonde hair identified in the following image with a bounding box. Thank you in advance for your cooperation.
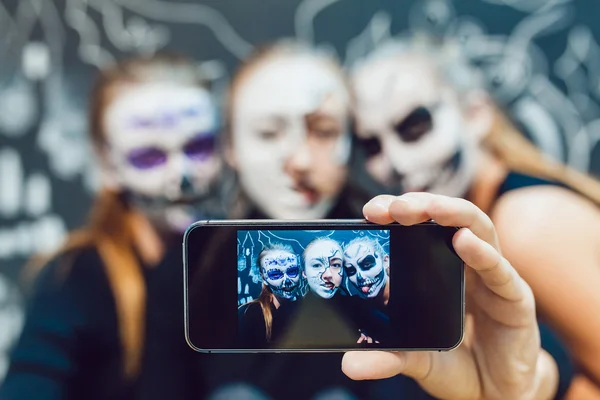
[485,109,600,203]
[25,53,210,379]
[355,33,600,205]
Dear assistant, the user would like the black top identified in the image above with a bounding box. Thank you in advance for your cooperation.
[340,293,391,344]
[0,236,201,400]
[236,299,301,349]
[496,170,567,198]
[237,290,389,350]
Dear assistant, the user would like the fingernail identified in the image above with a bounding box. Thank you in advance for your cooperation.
[362,205,371,221]
[396,195,419,207]
[371,197,394,211]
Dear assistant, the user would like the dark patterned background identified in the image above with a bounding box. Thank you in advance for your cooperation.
[2,0,600,381]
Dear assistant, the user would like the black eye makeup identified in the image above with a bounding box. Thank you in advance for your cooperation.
[356,102,440,158]
[393,106,433,143]
[358,255,376,270]
[357,135,382,157]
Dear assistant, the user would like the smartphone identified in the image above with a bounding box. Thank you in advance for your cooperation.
[183,219,465,353]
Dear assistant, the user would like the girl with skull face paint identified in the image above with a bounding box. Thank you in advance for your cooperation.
[259,246,304,301]
[237,243,306,348]
[1,53,227,400]
[223,39,364,221]
[343,236,390,303]
[340,236,393,345]
[351,34,600,399]
[195,39,386,400]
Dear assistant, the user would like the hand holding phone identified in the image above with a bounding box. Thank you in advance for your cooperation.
[341,192,557,400]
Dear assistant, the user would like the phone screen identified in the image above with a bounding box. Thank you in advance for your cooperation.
[185,221,464,352]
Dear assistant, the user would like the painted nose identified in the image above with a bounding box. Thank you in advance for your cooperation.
[322,268,333,281]
[285,141,311,174]
[180,174,193,194]
[164,154,188,200]
[355,270,364,283]
[390,168,405,183]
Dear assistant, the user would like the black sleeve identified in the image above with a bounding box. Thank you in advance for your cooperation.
[236,303,267,349]
[538,321,574,400]
[0,249,115,400]
[335,295,390,344]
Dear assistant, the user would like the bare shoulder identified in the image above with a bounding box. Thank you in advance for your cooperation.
[489,184,600,257]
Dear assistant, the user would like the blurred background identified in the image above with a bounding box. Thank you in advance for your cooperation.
[2,0,600,383]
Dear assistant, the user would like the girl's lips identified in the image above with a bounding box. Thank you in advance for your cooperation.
[361,283,373,294]
[292,181,320,204]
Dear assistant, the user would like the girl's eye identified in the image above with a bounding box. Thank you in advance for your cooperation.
[267,270,284,280]
[258,130,280,141]
[127,148,167,169]
[184,134,215,161]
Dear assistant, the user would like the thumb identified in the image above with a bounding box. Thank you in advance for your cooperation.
[342,350,480,400]
[341,351,432,381]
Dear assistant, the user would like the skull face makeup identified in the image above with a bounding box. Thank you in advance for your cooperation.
[259,248,303,301]
[343,237,388,299]
[303,238,344,299]
[351,44,491,198]
[103,82,222,233]
[230,44,351,219]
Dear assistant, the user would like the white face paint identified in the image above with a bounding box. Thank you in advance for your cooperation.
[103,82,222,232]
[303,239,343,299]
[231,53,351,219]
[343,239,388,299]
[352,53,480,197]
[260,249,302,301]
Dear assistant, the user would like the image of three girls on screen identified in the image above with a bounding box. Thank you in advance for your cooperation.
[237,236,392,347]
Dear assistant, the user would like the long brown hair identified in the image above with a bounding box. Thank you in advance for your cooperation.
[485,108,600,204]
[25,53,210,379]
[241,242,302,342]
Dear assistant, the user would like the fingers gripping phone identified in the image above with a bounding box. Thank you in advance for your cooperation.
[183,219,465,353]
